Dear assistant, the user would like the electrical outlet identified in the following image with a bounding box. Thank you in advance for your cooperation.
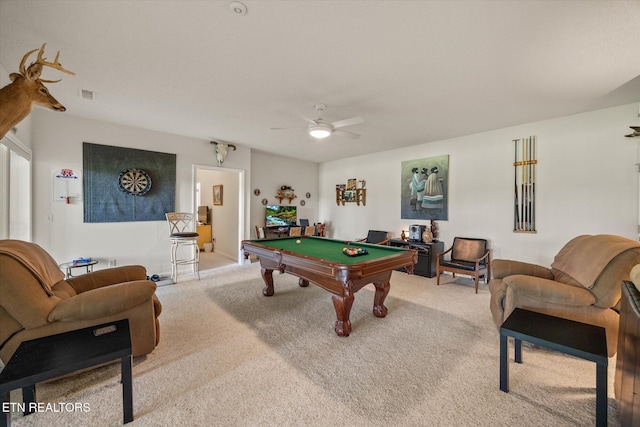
[108,259,116,267]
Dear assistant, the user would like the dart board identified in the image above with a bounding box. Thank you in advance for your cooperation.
[118,168,152,196]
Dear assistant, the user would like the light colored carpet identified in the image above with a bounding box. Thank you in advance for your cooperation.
[197,250,236,272]
[6,263,620,426]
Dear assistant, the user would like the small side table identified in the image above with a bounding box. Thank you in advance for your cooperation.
[59,260,98,278]
[500,308,608,427]
[0,319,133,427]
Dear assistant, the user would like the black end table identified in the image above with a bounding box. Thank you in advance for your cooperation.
[0,319,133,426]
[499,308,608,427]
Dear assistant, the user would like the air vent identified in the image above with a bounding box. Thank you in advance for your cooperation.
[79,89,96,100]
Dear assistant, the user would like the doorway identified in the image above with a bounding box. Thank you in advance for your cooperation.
[194,165,245,270]
[0,132,32,241]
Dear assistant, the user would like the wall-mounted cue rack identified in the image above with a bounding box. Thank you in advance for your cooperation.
[513,136,537,233]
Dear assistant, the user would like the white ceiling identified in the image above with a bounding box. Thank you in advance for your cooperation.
[1,1,639,163]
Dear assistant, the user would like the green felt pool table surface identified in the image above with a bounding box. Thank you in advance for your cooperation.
[249,236,407,265]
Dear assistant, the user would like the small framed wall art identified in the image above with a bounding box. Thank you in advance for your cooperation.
[213,185,223,206]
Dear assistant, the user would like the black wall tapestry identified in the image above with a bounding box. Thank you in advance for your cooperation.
[83,142,176,223]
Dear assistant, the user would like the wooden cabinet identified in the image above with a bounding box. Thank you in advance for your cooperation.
[389,239,444,278]
[196,224,212,249]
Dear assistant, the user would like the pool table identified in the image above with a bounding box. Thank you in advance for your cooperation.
[241,236,418,336]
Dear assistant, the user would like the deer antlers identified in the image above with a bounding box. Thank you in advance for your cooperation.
[19,43,75,82]
[0,43,75,139]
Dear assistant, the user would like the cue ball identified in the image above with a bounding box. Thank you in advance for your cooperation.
[296,239,301,244]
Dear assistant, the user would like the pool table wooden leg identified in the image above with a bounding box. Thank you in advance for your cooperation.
[372,281,390,318]
[332,294,354,337]
[261,268,275,296]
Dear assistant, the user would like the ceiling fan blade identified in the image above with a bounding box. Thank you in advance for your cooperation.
[331,116,364,129]
[333,129,361,139]
[298,114,318,125]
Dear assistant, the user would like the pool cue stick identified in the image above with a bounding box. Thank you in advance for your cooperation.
[523,138,528,230]
[523,138,528,231]
[520,138,528,230]
[520,140,525,230]
[532,136,536,231]
[524,137,528,230]
[528,136,532,231]
[514,139,519,230]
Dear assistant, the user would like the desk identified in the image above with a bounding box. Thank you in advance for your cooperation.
[0,319,133,427]
[271,227,289,237]
[58,260,98,278]
[241,236,417,337]
[196,224,212,249]
[500,308,608,427]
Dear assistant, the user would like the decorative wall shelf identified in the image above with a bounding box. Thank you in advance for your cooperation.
[276,185,296,204]
[336,188,366,206]
[275,195,296,204]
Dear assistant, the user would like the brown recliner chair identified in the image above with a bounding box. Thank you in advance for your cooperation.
[489,234,640,357]
[0,240,162,363]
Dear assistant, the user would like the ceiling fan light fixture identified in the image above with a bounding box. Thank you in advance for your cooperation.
[309,124,332,139]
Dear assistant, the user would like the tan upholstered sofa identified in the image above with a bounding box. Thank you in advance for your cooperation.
[0,239,162,363]
[489,234,640,357]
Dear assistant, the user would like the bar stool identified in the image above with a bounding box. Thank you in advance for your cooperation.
[165,212,200,283]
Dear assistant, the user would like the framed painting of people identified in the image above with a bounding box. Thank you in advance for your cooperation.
[401,155,449,220]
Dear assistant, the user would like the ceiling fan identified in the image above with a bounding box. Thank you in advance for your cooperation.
[625,126,640,138]
[271,104,364,140]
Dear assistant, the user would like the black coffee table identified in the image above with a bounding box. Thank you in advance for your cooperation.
[499,308,608,427]
[0,319,133,427]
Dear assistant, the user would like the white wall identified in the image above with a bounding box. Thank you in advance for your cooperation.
[25,102,640,271]
[196,167,240,260]
[250,152,319,235]
[30,109,251,276]
[320,103,640,266]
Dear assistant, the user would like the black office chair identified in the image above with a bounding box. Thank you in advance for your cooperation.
[299,219,310,235]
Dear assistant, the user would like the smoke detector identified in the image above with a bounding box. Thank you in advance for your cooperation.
[229,1,248,15]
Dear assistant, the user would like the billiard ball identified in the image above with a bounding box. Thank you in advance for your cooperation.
[296,239,301,244]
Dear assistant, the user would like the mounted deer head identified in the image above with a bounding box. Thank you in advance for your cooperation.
[0,43,75,139]
[210,141,237,166]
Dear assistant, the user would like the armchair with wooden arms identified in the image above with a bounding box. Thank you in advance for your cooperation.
[303,224,316,236]
[357,230,390,245]
[436,237,490,293]
[289,226,302,237]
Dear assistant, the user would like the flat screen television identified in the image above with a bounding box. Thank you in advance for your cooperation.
[265,205,297,227]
